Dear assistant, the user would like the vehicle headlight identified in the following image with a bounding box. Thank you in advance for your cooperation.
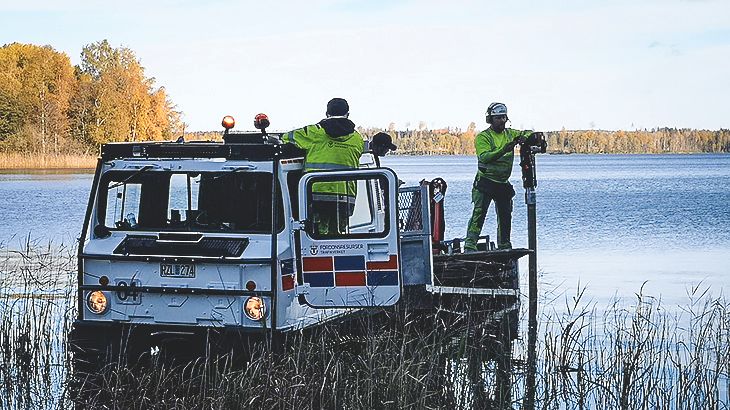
[244,297,266,321]
[87,291,109,314]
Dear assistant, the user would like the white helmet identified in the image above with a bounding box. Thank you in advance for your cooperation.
[486,102,508,123]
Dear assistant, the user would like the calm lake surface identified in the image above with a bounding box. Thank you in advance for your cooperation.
[1,154,728,307]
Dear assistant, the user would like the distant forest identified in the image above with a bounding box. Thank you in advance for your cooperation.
[2,41,728,157]
[191,125,730,155]
[355,124,730,155]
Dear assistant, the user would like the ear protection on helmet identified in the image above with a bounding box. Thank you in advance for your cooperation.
[486,102,508,124]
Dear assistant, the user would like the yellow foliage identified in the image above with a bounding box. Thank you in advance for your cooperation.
[1,41,181,156]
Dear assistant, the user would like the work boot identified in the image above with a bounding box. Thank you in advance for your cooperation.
[496,241,512,250]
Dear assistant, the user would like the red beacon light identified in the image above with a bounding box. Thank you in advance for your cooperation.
[221,115,235,130]
[254,113,270,133]
[254,113,269,129]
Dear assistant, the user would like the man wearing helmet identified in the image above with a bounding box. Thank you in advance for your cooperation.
[464,102,532,251]
[282,98,365,236]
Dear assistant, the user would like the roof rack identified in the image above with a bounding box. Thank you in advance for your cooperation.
[100,132,304,161]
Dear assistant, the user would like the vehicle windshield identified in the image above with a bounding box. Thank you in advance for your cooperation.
[96,170,283,233]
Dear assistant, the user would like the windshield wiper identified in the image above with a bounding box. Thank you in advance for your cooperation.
[108,165,155,190]
[212,165,257,180]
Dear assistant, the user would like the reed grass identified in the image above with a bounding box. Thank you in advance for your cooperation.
[0,239,76,409]
[0,153,96,170]
[0,242,728,409]
[532,284,730,409]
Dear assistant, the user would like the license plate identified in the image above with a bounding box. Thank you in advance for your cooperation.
[160,263,196,278]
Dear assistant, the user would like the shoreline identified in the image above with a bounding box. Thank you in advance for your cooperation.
[0,153,97,170]
[0,168,96,174]
[1,151,727,171]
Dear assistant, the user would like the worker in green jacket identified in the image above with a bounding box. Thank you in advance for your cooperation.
[282,98,364,236]
[464,102,532,251]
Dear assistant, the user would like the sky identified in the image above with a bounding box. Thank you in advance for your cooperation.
[1,0,729,132]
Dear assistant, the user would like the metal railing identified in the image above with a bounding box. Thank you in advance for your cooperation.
[397,185,430,236]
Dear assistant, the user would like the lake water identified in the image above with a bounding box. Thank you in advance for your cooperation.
[1,154,728,308]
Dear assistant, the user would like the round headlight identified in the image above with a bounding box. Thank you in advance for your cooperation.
[244,297,266,321]
[87,291,109,314]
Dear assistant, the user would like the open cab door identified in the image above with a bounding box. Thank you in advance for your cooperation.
[296,168,400,308]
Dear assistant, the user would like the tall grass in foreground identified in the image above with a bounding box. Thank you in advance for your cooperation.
[0,153,96,170]
[0,240,76,409]
[0,243,728,409]
[534,285,729,409]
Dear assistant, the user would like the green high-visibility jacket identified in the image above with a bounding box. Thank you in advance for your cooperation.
[282,123,364,199]
[475,128,532,183]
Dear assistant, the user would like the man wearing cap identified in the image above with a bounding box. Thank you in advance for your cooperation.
[368,132,397,166]
[464,102,532,251]
[282,98,365,235]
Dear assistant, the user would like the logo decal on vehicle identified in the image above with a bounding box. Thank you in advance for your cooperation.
[310,245,318,255]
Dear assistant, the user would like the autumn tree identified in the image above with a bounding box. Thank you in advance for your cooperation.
[0,43,75,153]
[71,40,179,145]
[0,89,23,139]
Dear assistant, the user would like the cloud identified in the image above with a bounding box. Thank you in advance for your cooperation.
[648,41,682,56]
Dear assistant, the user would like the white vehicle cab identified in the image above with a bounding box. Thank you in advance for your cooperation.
[70,115,528,362]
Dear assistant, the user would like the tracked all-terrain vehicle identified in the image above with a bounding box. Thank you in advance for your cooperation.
[70,115,533,367]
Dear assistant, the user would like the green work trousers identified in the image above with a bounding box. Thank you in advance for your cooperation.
[312,200,351,236]
[465,178,514,250]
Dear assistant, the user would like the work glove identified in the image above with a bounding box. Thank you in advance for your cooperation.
[510,135,525,148]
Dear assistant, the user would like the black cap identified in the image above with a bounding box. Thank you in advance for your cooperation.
[326,98,349,117]
[373,132,397,150]
[371,132,397,156]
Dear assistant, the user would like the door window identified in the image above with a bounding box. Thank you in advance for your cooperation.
[304,174,389,239]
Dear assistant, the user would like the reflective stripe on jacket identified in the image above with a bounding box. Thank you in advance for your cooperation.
[282,124,364,197]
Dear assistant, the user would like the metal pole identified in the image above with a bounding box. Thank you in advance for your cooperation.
[519,137,543,410]
[269,153,279,347]
[524,187,538,410]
